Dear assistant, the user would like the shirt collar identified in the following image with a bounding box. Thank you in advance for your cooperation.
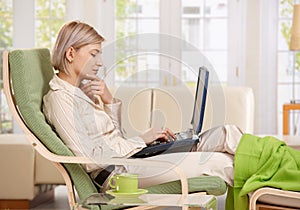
[49,74,94,104]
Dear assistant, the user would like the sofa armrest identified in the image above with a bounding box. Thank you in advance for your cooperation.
[0,134,35,199]
[35,152,64,185]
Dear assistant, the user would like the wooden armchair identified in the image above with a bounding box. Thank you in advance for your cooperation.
[2,48,227,209]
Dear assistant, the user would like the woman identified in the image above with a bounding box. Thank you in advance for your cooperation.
[43,20,243,192]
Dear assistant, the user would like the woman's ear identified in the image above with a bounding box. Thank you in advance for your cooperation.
[65,46,75,63]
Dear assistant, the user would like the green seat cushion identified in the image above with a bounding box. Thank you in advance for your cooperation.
[147,176,226,196]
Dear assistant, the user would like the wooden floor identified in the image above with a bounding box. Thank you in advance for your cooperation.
[32,186,69,210]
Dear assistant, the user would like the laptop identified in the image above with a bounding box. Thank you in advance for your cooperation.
[132,66,209,158]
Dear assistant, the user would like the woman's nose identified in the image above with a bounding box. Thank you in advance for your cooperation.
[96,55,102,66]
[96,61,102,67]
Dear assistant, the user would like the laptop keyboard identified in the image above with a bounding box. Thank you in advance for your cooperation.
[148,131,198,147]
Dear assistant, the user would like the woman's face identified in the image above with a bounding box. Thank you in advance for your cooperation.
[72,43,102,81]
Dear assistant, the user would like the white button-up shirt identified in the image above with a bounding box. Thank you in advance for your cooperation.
[43,75,146,172]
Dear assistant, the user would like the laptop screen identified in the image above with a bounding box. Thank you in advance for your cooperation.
[191,66,209,134]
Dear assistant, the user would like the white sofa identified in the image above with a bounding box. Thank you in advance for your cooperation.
[113,85,254,137]
[0,85,254,208]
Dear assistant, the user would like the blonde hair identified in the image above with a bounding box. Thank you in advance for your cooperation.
[52,21,105,73]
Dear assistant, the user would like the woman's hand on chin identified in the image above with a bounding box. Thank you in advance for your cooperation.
[80,74,113,104]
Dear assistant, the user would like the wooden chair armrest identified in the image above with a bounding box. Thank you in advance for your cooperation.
[249,187,300,210]
[31,134,189,195]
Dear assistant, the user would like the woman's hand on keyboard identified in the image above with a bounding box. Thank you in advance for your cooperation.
[139,127,176,145]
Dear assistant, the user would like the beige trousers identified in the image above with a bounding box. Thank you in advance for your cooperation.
[126,125,243,187]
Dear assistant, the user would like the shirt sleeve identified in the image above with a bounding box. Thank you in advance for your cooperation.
[103,98,122,131]
[43,91,146,172]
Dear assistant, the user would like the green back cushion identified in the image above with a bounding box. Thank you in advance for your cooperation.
[8,48,98,201]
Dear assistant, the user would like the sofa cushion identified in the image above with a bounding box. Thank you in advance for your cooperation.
[152,86,194,133]
[143,85,254,135]
[35,152,64,184]
[146,176,227,196]
[112,87,152,137]
[202,86,254,133]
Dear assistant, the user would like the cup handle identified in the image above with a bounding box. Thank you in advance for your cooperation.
[109,176,116,189]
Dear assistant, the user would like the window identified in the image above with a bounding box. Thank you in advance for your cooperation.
[181,0,228,83]
[114,0,228,87]
[0,0,66,133]
[35,0,66,48]
[115,0,160,86]
[0,0,13,133]
[4,0,233,132]
[277,0,300,134]
[0,0,13,48]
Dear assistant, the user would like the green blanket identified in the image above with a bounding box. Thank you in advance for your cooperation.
[233,134,300,210]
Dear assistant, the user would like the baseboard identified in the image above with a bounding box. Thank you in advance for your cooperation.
[0,199,30,209]
[0,188,54,209]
